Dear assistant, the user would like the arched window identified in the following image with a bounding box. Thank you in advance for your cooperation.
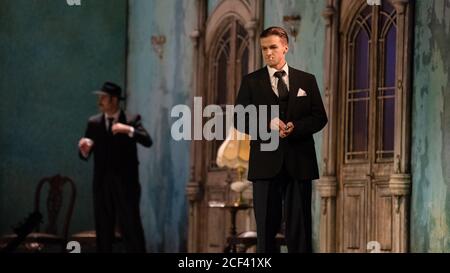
[346,5,371,161]
[209,18,250,168]
[345,2,397,162]
[376,2,396,161]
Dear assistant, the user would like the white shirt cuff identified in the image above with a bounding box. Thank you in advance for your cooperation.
[128,127,135,138]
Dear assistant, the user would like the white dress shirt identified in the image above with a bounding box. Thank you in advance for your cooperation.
[104,110,120,131]
[267,62,289,97]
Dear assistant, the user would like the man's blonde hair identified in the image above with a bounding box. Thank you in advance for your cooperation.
[260,26,289,45]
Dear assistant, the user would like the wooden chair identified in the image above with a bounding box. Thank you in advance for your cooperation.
[0,174,76,252]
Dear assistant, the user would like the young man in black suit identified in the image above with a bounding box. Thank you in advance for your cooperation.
[78,82,152,252]
[234,27,328,253]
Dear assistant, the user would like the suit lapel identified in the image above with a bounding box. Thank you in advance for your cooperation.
[288,67,299,100]
[287,67,308,120]
[99,114,108,137]
[119,110,127,124]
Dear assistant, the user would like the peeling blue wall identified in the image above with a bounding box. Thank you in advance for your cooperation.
[127,0,196,252]
[264,0,326,252]
[5,0,450,254]
[208,0,222,16]
[0,0,127,236]
[411,0,450,253]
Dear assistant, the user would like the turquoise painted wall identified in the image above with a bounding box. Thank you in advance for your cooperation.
[411,0,450,252]
[0,0,127,237]
[127,0,196,252]
[5,0,450,254]
[208,0,222,16]
[264,0,326,252]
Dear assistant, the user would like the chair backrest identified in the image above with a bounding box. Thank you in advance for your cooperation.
[34,174,76,242]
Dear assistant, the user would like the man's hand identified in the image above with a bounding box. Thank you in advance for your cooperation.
[280,122,294,138]
[78,138,93,157]
[270,118,294,138]
[112,122,133,135]
[270,117,286,131]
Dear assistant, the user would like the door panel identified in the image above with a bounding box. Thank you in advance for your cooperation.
[341,181,366,252]
[373,181,392,251]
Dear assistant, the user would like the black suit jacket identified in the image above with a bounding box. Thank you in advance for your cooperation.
[80,110,152,186]
[234,67,328,181]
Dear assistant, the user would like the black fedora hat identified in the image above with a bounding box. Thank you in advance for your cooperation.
[93,81,125,100]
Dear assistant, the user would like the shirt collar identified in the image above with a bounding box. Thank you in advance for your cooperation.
[267,62,289,78]
[105,110,120,121]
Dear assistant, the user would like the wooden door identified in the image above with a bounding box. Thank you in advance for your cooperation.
[337,1,402,252]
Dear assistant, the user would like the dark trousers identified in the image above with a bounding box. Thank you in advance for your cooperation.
[93,172,146,253]
[252,165,312,253]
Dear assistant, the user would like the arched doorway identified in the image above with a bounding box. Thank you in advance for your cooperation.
[186,0,263,253]
[319,0,414,252]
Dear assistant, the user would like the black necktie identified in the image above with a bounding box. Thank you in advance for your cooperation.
[274,70,289,100]
[107,117,114,135]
